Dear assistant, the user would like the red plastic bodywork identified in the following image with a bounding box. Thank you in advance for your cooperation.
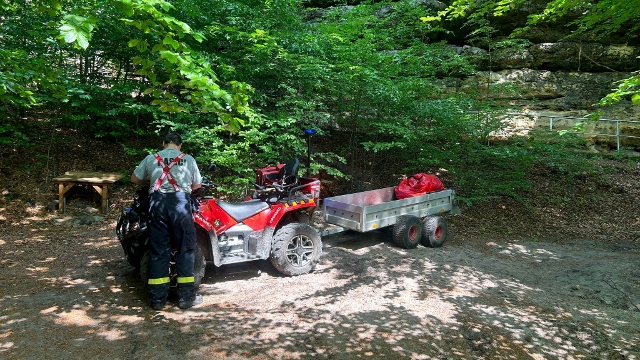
[193,178,320,236]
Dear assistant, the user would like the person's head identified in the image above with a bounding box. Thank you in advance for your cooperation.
[163,132,182,149]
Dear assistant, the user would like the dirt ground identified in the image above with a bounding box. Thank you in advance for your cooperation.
[1,134,639,359]
[1,190,639,359]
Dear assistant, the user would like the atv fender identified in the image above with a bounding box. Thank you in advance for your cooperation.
[256,226,276,259]
[196,225,221,267]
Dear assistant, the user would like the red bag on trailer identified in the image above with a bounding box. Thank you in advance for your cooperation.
[395,173,445,200]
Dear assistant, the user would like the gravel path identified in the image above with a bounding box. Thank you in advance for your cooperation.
[1,215,638,360]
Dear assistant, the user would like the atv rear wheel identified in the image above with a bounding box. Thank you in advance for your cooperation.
[193,245,206,288]
[270,223,322,276]
[421,216,448,248]
[392,215,422,249]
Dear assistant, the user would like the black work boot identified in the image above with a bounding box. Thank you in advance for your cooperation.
[151,301,167,311]
[178,294,203,309]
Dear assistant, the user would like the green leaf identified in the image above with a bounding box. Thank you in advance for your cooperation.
[632,93,640,105]
[192,32,205,42]
[135,40,148,52]
[76,32,89,49]
[63,30,77,43]
[116,0,134,16]
[420,16,440,22]
[160,51,179,64]
[159,1,173,12]
[50,0,63,10]
[162,36,180,50]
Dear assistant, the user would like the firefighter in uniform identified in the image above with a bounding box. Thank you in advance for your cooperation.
[131,132,203,310]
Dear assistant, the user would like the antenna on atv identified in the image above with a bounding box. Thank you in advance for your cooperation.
[303,129,316,177]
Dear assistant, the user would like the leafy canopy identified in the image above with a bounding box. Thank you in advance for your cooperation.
[0,0,610,202]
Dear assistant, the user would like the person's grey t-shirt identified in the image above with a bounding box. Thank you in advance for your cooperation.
[133,148,202,194]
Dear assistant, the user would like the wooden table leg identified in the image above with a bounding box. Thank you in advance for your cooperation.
[92,184,109,214]
[58,183,64,213]
[58,183,76,214]
[102,185,109,214]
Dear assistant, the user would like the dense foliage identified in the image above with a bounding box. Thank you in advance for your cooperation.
[1,0,636,202]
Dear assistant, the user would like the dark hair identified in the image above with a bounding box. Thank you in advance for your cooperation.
[163,132,182,145]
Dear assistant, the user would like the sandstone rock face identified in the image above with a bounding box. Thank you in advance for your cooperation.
[452,41,640,148]
[494,43,639,72]
[443,10,640,149]
[454,70,640,149]
[459,70,636,112]
[451,43,640,72]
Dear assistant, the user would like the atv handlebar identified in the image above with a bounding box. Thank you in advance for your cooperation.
[192,177,219,198]
[201,177,219,189]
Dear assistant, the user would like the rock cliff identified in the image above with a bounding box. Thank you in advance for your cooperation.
[306,0,640,148]
[449,25,640,147]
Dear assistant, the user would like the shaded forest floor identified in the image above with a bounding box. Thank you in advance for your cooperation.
[1,125,639,359]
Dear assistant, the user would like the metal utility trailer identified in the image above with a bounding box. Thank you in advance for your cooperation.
[321,187,458,248]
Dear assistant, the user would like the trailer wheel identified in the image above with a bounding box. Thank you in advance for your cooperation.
[421,216,448,248]
[270,223,322,276]
[139,246,206,288]
[393,215,422,249]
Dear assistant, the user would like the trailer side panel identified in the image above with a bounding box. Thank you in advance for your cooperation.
[323,187,455,233]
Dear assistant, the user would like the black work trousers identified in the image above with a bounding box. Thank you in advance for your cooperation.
[147,191,197,305]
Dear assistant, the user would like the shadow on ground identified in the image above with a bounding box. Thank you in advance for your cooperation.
[1,224,638,359]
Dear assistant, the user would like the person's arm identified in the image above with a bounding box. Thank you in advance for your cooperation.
[132,156,150,185]
[189,156,203,191]
[131,173,146,185]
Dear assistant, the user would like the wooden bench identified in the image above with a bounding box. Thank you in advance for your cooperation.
[53,171,124,214]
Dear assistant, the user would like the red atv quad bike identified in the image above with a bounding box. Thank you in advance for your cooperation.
[116,158,322,288]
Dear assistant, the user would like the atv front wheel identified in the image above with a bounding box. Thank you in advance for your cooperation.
[117,214,149,269]
[270,223,322,276]
[139,250,151,285]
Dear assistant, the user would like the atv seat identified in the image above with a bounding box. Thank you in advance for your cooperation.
[216,200,270,222]
[278,157,299,186]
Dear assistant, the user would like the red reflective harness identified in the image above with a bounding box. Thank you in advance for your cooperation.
[153,152,187,192]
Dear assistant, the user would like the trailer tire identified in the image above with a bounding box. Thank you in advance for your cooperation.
[392,215,422,249]
[421,216,447,248]
[270,223,322,276]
